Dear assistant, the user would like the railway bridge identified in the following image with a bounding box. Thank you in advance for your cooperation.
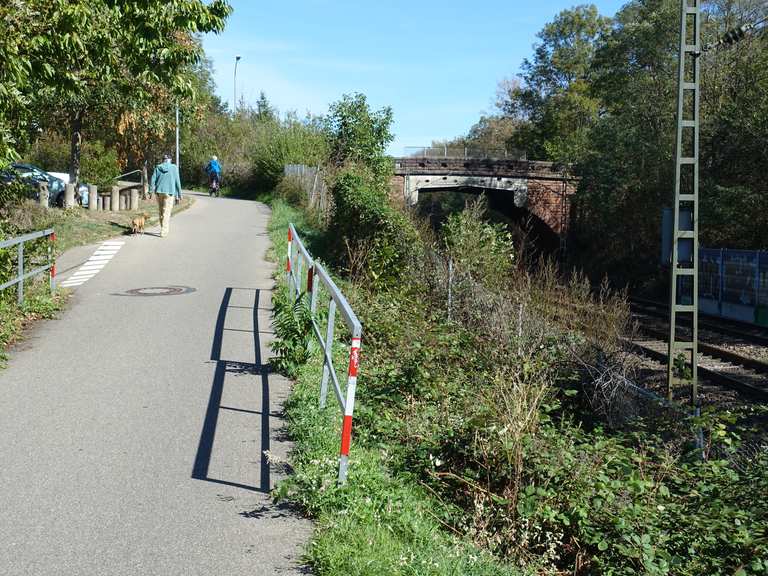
[392,157,577,235]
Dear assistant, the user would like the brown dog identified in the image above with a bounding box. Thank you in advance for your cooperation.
[130,213,149,235]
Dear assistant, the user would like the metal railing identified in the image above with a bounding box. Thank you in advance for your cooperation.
[285,223,362,484]
[0,229,56,304]
[403,146,526,160]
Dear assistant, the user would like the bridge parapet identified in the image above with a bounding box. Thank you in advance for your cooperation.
[391,157,577,235]
[393,157,571,181]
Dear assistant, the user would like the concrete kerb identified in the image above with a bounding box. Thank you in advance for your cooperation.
[285,223,363,484]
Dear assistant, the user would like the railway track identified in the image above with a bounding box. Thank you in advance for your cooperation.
[631,297,768,347]
[628,299,768,401]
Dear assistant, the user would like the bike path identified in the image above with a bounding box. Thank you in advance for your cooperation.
[0,192,312,575]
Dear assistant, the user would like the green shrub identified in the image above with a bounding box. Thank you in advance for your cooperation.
[80,140,120,187]
[443,196,515,290]
[274,175,307,207]
[330,170,419,284]
[24,131,70,172]
[271,286,314,378]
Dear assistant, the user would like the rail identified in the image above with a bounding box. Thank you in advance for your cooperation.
[0,229,56,304]
[285,223,363,483]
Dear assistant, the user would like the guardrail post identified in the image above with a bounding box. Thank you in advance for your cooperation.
[286,226,293,300]
[296,249,303,296]
[17,243,24,306]
[338,333,362,484]
[319,299,336,409]
[308,265,317,313]
[38,182,49,209]
[88,185,98,212]
[49,232,56,293]
[64,183,75,208]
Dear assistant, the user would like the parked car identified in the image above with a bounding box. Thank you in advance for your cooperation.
[10,163,69,207]
[48,171,90,207]
[1,165,51,204]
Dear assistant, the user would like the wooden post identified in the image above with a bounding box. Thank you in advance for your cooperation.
[65,183,75,208]
[110,186,119,212]
[38,182,49,209]
[88,184,98,211]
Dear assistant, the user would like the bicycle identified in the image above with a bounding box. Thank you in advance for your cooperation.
[208,175,220,197]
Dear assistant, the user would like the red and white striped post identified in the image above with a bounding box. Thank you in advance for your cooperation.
[286,226,293,298]
[49,231,56,292]
[338,334,361,484]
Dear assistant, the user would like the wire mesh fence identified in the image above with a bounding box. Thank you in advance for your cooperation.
[699,248,768,325]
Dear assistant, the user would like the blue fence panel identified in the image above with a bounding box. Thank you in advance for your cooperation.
[699,248,721,301]
[722,250,757,306]
[758,252,768,326]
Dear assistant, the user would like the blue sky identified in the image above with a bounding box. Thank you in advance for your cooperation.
[203,0,627,155]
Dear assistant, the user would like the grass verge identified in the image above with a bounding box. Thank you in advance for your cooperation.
[0,280,66,367]
[266,198,526,576]
[2,195,194,255]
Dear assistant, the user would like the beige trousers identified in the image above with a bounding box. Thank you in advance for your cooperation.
[156,194,175,237]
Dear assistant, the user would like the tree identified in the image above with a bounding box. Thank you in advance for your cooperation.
[256,91,277,123]
[324,93,394,183]
[500,4,611,162]
[4,0,232,181]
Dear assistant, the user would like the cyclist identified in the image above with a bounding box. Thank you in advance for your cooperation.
[205,155,222,196]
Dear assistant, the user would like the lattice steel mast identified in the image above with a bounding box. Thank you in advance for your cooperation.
[667,0,701,405]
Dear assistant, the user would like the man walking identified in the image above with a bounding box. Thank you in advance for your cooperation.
[150,154,182,238]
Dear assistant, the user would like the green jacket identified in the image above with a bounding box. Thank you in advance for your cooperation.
[150,160,182,198]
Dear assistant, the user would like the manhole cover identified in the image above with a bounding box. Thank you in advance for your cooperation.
[122,285,196,297]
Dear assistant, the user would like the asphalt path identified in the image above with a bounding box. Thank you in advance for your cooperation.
[0,193,312,575]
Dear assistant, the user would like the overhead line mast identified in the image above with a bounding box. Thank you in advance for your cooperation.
[666,2,765,405]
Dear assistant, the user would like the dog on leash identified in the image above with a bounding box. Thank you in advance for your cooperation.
[130,213,149,235]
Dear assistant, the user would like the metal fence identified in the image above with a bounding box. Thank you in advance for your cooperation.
[699,248,768,325]
[0,229,56,304]
[402,146,526,160]
[285,223,362,483]
[283,165,329,216]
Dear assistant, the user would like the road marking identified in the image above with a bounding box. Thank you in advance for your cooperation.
[62,240,124,289]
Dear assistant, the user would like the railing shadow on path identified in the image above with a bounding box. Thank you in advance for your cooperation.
[191,287,273,493]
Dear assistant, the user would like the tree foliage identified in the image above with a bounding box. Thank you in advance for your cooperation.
[324,93,394,182]
[0,0,232,181]
[457,0,768,284]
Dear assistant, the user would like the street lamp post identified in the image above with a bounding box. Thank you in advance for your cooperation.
[175,104,180,170]
[233,55,242,113]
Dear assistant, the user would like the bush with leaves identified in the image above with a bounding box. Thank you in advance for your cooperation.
[329,170,419,284]
[271,286,314,378]
[80,140,120,187]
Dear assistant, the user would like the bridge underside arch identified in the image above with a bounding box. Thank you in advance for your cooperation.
[401,175,567,237]
[414,185,562,255]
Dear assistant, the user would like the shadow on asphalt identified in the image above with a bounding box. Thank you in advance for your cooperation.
[192,287,272,493]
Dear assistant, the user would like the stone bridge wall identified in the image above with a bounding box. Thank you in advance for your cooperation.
[391,158,577,235]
